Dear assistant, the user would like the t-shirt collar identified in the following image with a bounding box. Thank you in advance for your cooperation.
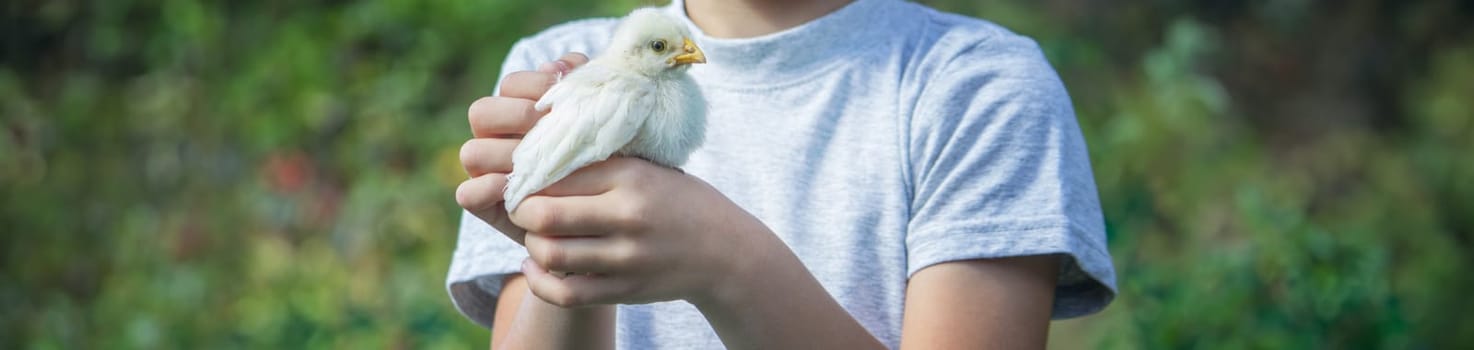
[664,0,895,87]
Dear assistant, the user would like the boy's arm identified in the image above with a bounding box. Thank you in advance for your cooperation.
[687,223,1058,349]
[488,168,1062,350]
[901,256,1060,349]
[503,158,890,350]
[685,223,890,350]
[490,275,614,350]
[504,164,1061,349]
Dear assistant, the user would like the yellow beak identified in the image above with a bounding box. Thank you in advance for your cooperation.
[671,37,706,65]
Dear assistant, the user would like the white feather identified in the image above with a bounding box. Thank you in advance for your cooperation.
[503,8,707,213]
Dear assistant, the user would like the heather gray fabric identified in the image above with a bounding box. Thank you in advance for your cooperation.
[446,0,1117,347]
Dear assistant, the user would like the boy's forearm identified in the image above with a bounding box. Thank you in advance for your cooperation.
[492,276,615,350]
[690,232,887,350]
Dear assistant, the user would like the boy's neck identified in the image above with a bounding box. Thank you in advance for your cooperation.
[684,0,855,38]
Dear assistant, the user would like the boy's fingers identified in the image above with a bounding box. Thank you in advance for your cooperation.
[524,234,627,273]
[535,157,650,197]
[535,167,616,197]
[562,52,590,67]
[537,52,591,74]
[468,96,541,137]
[509,195,622,235]
[502,53,590,101]
[499,71,559,100]
[521,258,627,307]
[536,61,570,74]
[522,259,587,306]
[457,174,528,244]
[459,138,518,176]
[456,174,506,213]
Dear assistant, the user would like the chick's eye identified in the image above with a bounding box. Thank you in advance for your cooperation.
[649,40,667,52]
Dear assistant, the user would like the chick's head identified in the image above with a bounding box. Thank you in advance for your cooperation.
[609,8,706,77]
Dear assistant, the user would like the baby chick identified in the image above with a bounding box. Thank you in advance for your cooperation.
[503,8,708,213]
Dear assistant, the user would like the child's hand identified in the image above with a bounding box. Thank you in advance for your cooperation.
[509,157,777,307]
[457,53,590,245]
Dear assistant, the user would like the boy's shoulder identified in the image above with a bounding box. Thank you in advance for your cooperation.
[908,3,1015,47]
[895,1,1056,80]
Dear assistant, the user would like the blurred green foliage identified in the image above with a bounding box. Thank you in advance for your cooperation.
[2,0,1471,349]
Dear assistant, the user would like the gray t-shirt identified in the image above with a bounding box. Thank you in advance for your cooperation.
[446,0,1117,347]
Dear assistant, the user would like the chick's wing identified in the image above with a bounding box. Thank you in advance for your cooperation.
[504,66,653,211]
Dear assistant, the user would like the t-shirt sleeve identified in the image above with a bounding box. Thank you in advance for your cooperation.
[904,34,1117,319]
[444,38,541,329]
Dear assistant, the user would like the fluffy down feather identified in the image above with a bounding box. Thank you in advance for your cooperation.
[503,8,708,212]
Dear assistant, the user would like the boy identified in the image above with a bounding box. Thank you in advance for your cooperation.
[450,0,1116,348]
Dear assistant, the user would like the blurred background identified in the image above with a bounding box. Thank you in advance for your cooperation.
[2,0,1471,348]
